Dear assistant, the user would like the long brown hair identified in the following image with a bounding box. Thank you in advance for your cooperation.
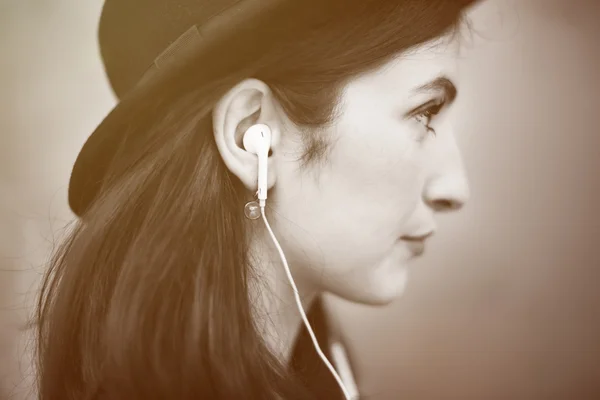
[36,1,473,398]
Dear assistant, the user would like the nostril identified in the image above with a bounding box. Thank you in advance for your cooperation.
[424,175,470,212]
[431,198,463,212]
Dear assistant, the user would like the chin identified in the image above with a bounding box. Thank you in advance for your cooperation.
[331,267,410,307]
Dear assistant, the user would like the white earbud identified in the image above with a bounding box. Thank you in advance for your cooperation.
[243,123,271,207]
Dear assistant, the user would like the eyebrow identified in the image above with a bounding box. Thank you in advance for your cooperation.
[412,76,457,103]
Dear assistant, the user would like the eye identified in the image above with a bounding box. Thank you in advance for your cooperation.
[413,100,445,135]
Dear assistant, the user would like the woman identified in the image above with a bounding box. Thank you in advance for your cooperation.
[36,0,476,398]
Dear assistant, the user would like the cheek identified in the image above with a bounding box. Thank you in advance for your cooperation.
[276,123,425,270]
[335,92,426,214]
[335,142,421,221]
[331,119,424,221]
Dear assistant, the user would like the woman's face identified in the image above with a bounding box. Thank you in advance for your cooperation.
[270,39,470,305]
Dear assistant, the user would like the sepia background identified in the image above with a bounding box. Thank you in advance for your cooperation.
[1,0,599,399]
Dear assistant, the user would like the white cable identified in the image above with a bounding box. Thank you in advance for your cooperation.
[260,206,353,400]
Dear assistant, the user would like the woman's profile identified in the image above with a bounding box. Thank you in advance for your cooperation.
[35,0,477,398]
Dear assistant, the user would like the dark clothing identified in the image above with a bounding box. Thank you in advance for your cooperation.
[290,297,360,399]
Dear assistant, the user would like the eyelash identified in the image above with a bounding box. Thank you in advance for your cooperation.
[414,101,445,136]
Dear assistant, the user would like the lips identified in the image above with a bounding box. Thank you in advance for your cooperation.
[400,231,434,257]
[401,231,434,242]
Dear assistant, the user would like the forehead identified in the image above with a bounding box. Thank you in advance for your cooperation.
[345,37,460,99]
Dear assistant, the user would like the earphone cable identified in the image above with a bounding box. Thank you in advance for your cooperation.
[260,207,353,400]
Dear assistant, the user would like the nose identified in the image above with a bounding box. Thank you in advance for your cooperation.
[423,172,470,212]
[422,119,470,212]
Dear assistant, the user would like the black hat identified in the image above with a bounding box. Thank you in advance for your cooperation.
[68,0,285,217]
[68,0,478,217]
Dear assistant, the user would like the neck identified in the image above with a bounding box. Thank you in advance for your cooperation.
[247,225,318,363]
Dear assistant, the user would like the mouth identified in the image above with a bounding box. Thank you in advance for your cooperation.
[399,231,434,257]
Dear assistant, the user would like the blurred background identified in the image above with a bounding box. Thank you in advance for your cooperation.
[0,0,598,399]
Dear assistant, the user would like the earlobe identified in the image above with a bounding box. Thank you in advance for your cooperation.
[212,79,279,194]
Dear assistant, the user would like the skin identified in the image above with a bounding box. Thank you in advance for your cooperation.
[213,37,470,359]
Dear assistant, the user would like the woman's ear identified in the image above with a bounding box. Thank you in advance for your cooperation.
[213,79,281,194]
